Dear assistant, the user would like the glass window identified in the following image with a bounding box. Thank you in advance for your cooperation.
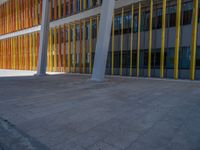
[155,52,161,67]
[71,0,74,14]
[86,0,90,9]
[93,0,98,7]
[122,51,130,68]
[92,21,97,38]
[199,1,200,23]
[134,15,138,32]
[179,47,190,69]
[156,9,162,29]
[182,2,192,25]
[114,51,120,68]
[124,12,131,34]
[106,52,111,68]
[144,11,150,31]
[76,25,80,40]
[151,49,162,69]
[196,46,200,68]
[143,51,148,67]
[86,23,89,40]
[52,7,54,20]
[169,5,176,27]
[70,28,73,41]
[76,0,80,13]
[114,15,121,35]
[66,29,68,42]
[132,52,137,67]
[152,10,157,29]
[141,11,146,31]
[166,48,174,69]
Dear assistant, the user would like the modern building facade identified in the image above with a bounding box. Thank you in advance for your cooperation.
[0,0,199,80]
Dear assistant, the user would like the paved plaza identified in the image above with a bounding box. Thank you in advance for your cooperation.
[0,70,200,150]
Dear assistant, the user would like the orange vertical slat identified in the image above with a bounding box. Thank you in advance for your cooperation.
[74,0,77,14]
[49,0,52,21]
[8,39,11,69]
[35,0,39,25]
[54,0,57,20]
[22,36,25,69]
[27,34,30,70]
[36,32,39,67]
[63,0,66,17]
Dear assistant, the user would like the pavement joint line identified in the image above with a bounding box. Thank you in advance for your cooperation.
[0,117,50,150]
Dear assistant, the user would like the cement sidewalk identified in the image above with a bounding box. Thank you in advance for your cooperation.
[0,72,199,150]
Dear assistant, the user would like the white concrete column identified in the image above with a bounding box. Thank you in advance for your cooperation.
[36,0,50,76]
[91,0,115,81]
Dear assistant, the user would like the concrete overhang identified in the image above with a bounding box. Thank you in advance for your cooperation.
[0,0,143,40]
[0,0,8,5]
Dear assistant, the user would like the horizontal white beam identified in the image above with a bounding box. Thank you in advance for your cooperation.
[115,0,141,8]
[0,26,41,40]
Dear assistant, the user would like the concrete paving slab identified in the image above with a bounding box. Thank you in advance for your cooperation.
[0,118,50,150]
[0,70,200,150]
